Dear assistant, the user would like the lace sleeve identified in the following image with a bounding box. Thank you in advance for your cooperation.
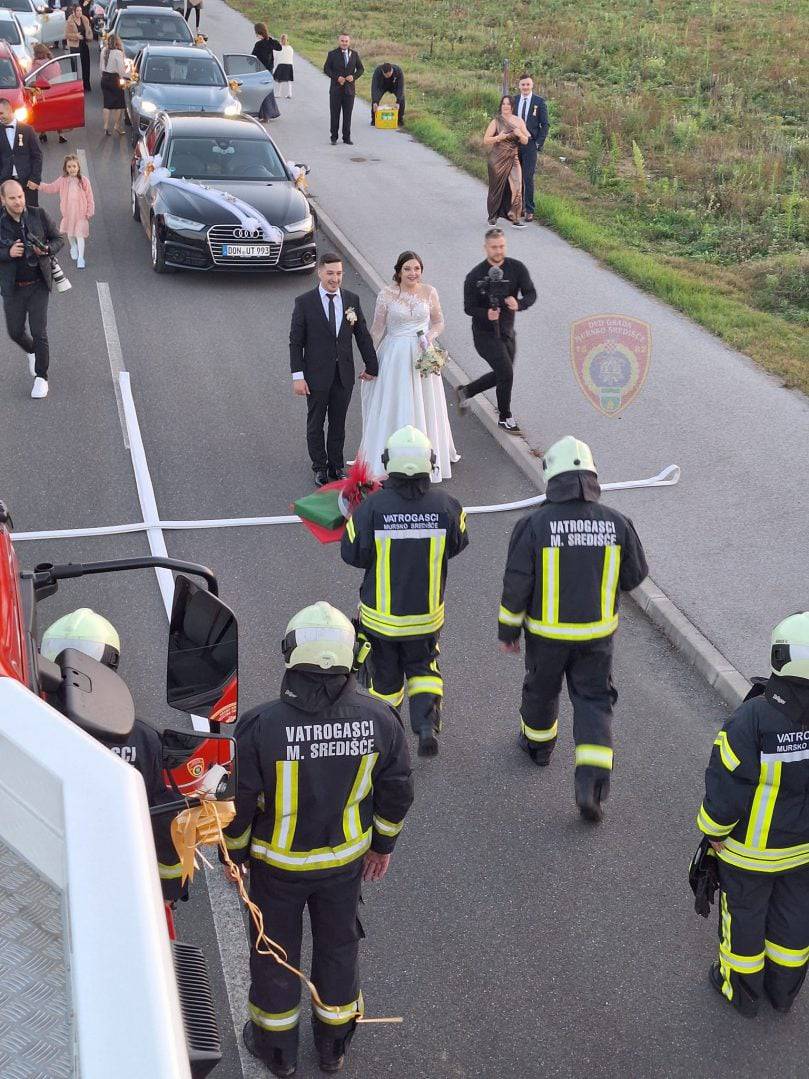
[428,286,445,343]
[370,288,389,349]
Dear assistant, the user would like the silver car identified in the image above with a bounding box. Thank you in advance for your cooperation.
[126,44,240,141]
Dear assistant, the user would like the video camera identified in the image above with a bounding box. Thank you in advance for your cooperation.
[476,264,512,310]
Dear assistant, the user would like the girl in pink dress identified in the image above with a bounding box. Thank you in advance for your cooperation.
[36,155,95,269]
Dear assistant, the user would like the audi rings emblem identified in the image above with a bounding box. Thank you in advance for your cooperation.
[233,227,261,239]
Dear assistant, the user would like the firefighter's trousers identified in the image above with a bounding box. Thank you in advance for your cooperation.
[716,861,809,1015]
[246,860,364,1060]
[520,636,617,775]
[365,631,442,736]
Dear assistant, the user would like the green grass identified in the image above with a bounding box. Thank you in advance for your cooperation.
[234,0,809,390]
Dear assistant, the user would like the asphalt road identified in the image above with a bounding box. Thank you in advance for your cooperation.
[1,39,806,1079]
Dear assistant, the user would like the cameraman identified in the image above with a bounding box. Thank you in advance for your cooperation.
[457,227,536,434]
[0,179,63,399]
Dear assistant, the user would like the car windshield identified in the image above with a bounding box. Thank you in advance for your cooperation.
[143,55,224,86]
[0,57,17,86]
[0,20,21,45]
[116,13,191,41]
[166,136,287,181]
[2,0,30,12]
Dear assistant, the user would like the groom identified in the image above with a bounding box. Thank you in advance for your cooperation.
[290,252,378,486]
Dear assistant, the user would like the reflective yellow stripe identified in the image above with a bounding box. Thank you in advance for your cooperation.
[459,509,467,533]
[360,603,444,636]
[714,730,741,772]
[524,614,619,640]
[158,862,183,879]
[345,516,356,542]
[498,604,525,627]
[574,744,614,770]
[368,682,405,708]
[373,814,403,837]
[718,836,809,873]
[520,718,558,743]
[407,675,443,697]
[719,944,765,974]
[271,760,299,852]
[718,892,734,1000]
[745,759,782,848]
[428,534,446,612]
[224,825,251,850]
[541,547,559,624]
[313,992,364,1026]
[251,829,372,872]
[765,939,809,968]
[249,1003,301,1031]
[696,803,736,837]
[374,537,392,614]
[600,544,620,620]
[342,753,378,843]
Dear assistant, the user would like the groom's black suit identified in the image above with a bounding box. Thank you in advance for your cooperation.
[289,287,377,476]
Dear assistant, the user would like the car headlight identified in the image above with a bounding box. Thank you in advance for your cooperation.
[24,24,38,36]
[139,98,157,116]
[223,101,241,116]
[164,213,206,232]
[285,214,313,234]
[13,106,29,123]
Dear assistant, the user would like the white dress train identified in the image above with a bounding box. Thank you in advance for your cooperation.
[357,284,459,482]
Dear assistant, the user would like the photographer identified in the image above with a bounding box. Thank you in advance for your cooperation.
[0,179,63,399]
[457,227,536,433]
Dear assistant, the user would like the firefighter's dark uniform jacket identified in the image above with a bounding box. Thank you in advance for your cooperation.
[697,676,809,1013]
[498,471,648,644]
[341,475,468,640]
[100,718,184,900]
[224,672,414,875]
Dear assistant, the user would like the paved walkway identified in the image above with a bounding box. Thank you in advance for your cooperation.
[211,2,809,678]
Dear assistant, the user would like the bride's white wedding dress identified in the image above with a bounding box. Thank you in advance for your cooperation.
[358,284,459,482]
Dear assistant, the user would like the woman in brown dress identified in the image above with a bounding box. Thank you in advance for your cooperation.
[484,96,530,228]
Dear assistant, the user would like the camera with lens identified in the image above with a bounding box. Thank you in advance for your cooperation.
[24,235,49,267]
[476,264,512,310]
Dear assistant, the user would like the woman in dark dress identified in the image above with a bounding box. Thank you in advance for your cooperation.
[251,22,281,121]
[483,96,530,227]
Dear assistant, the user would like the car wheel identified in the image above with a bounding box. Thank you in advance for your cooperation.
[150,218,172,274]
[131,179,140,222]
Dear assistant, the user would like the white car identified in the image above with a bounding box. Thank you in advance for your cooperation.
[0,9,33,71]
[0,0,65,47]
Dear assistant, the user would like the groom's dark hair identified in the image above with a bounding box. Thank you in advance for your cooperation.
[319,252,342,266]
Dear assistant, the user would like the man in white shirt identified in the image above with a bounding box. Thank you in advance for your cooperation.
[0,98,42,206]
[323,33,365,145]
[512,75,549,222]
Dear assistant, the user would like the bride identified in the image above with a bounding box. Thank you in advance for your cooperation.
[358,251,459,482]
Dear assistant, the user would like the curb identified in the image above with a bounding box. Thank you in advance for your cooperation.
[313,201,751,710]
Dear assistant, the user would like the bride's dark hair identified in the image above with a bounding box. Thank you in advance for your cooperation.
[393,250,424,284]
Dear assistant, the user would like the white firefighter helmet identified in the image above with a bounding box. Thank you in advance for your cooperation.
[771,612,809,682]
[282,601,355,672]
[542,435,597,483]
[382,425,435,477]
[41,608,121,670]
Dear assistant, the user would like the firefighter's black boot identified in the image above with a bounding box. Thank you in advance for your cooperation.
[575,768,609,823]
[518,732,551,766]
[709,963,759,1018]
[418,726,439,757]
[316,1034,349,1073]
[243,1021,297,1077]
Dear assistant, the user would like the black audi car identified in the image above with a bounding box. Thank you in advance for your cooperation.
[130,112,317,273]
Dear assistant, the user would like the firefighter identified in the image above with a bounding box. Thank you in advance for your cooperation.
[223,601,413,1078]
[498,436,648,822]
[40,608,185,898]
[697,612,809,1017]
[340,426,469,758]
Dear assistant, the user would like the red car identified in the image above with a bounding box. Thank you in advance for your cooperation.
[0,41,84,132]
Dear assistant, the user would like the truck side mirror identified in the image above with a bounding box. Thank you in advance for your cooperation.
[166,574,238,720]
[159,728,236,808]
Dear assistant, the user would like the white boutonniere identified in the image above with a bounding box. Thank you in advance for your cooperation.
[345,307,357,326]
[532,105,537,116]
[17,133,23,147]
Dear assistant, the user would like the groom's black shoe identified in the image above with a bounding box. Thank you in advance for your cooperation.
[330,137,337,145]
[314,470,329,487]
[328,467,345,482]
[343,138,353,145]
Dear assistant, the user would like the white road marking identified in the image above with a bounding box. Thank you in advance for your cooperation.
[96,281,129,448]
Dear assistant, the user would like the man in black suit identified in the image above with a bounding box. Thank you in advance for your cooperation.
[512,74,548,222]
[323,32,364,145]
[290,252,377,486]
[0,98,43,207]
[371,62,405,126]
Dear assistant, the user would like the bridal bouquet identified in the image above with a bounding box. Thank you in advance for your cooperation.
[414,331,447,379]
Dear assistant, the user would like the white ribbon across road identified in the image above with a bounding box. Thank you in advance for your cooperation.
[11,466,680,543]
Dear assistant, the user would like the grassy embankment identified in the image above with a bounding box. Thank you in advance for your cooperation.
[235,0,809,390]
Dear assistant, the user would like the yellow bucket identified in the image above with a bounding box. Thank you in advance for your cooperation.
[375,103,399,129]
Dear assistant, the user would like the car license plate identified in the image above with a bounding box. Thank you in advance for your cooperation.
[222,244,273,258]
